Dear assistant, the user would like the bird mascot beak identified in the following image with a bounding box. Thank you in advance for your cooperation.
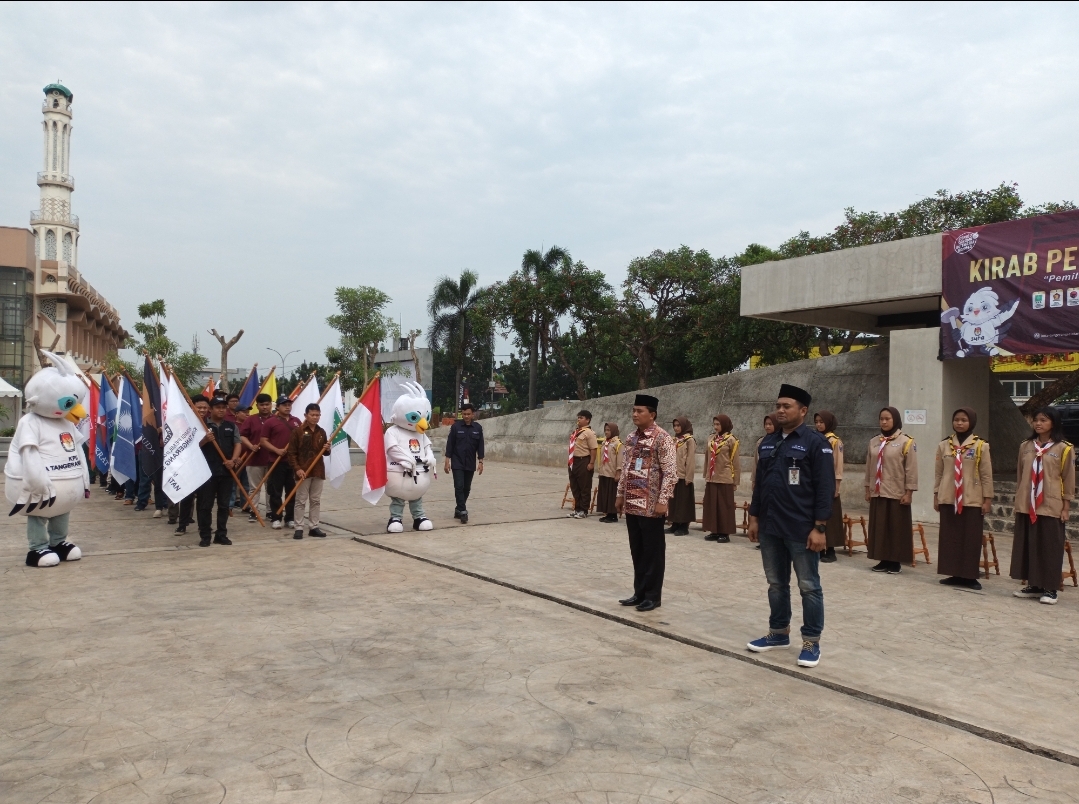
[64,403,88,423]
[416,417,429,433]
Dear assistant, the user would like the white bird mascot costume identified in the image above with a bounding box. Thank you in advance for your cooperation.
[5,351,90,567]
[384,381,436,533]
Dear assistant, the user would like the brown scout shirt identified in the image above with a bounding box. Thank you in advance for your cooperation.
[863,431,918,499]
[675,434,696,483]
[287,422,328,480]
[572,426,599,459]
[933,435,993,505]
[598,437,623,479]
[1014,439,1076,518]
[705,434,739,485]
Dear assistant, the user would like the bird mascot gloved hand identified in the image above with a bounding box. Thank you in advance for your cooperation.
[6,351,91,567]
[384,381,436,533]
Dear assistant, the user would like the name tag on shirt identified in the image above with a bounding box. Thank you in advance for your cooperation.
[788,467,800,485]
[635,457,643,471]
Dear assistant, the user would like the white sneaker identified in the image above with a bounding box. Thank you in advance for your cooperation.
[566,511,577,518]
[288,520,297,529]
[271,520,283,530]
[1040,591,1059,605]
[153,509,162,518]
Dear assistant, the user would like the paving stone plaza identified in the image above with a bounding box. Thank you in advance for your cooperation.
[3,461,1079,803]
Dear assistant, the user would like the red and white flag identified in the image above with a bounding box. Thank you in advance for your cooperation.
[342,376,388,504]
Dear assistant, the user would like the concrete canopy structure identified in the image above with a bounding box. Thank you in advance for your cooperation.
[741,234,1028,521]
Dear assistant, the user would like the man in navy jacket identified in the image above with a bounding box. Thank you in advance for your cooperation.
[443,404,484,524]
[747,383,835,669]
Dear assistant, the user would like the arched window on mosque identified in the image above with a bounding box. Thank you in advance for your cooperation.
[63,233,72,263]
[45,230,56,260]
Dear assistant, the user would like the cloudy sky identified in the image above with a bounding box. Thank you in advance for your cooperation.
[1,2,1077,375]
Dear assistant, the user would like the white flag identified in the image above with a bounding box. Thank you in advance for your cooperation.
[291,376,320,424]
[319,377,352,488]
[160,371,211,503]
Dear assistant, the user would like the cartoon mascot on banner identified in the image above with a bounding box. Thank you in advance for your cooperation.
[6,351,90,567]
[941,287,1019,357]
[384,381,436,533]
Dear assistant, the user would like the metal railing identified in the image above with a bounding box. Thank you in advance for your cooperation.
[30,211,79,228]
[36,172,74,189]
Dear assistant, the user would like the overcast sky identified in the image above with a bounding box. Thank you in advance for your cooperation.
[1,2,1077,375]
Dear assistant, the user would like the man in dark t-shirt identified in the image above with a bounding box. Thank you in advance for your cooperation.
[260,396,300,528]
[197,397,241,548]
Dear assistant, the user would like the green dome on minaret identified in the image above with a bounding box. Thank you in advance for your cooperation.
[43,83,73,101]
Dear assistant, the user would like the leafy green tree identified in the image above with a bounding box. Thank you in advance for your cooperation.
[123,299,208,389]
[427,270,490,413]
[325,286,392,394]
[542,260,618,400]
[279,361,338,397]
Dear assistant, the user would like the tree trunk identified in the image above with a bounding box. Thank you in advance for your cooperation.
[551,338,588,401]
[408,331,421,385]
[637,348,652,390]
[817,329,832,357]
[839,330,858,353]
[1020,366,1079,417]
[209,328,244,391]
[454,366,463,413]
[528,326,539,410]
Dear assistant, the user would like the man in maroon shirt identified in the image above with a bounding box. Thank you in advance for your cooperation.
[260,395,300,529]
[239,393,274,523]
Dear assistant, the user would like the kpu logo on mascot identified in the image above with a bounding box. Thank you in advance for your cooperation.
[5,351,91,567]
[941,287,1019,357]
[383,381,437,533]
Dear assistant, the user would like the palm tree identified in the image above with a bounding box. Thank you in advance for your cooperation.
[520,246,570,410]
[427,270,486,414]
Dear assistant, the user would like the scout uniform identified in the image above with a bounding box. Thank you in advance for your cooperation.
[933,417,993,582]
[568,422,599,515]
[667,417,696,534]
[596,424,623,520]
[1011,437,1075,595]
[864,408,918,569]
[702,417,739,539]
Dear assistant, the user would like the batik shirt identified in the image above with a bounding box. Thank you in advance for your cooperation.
[616,423,677,518]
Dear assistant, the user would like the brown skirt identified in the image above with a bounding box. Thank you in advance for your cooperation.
[596,475,619,515]
[1009,513,1065,592]
[668,480,696,524]
[825,495,845,549]
[702,482,736,535]
[867,496,914,563]
[937,506,984,580]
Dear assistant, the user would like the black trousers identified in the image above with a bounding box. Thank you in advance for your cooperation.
[452,469,474,512]
[197,475,234,538]
[267,460,296,523]
[569,456,594,513]
[626,514,665,603]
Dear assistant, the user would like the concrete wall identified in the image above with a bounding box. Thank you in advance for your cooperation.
[740,234,942,333]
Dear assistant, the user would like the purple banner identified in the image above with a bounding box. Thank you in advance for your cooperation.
[941,211,1079,359]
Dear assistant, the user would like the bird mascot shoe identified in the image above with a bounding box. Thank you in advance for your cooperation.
[383,382,436,533]
[6,352,90,567]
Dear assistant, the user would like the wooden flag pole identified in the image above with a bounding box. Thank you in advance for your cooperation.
[242,370,317,496]
[274,373,344,516]
[169,365,267,528]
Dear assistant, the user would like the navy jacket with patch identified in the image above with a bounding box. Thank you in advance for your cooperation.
[749,423,835,537]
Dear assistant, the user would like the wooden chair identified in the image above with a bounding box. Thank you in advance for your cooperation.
[560,483,572,509]
[589,486,599,513]
[737,501,750,535]
[843,515,868,556]
[1064,540,1078,589]
[981,532,1000,578]
[911,524,931,566]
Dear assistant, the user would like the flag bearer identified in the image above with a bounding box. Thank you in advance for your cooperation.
[196,397,241,547]
[261,396,300,529]
[287,403,330,540]
[864,406,918,574]
[567,410,599,519]
[1011,407,1074,605]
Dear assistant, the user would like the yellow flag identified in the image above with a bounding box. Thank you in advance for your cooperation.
[250,367,277,414]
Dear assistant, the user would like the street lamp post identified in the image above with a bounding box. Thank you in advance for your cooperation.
[267,348,299,383]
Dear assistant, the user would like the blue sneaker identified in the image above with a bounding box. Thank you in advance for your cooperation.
[797,641,821,668]
[747,633,790,652]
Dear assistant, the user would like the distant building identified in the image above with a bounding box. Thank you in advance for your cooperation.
[0,83,126,387]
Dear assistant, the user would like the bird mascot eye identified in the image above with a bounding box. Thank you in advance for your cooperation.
[58,396,77,411]
[405,412,421,424]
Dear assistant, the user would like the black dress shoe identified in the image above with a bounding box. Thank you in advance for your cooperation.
[704,533,719,541]
[714,534,730,543]
[198,536,211,547]
[664,525,677,534]
[453,510,462,519]
[635,599,660,612]
[309,527,327,537]
[619,595,642,606]
[820,549,837,563]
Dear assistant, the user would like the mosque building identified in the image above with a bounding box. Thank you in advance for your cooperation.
[0,82,127,388]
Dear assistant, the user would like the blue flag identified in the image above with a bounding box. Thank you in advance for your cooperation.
[96,378,116,475]
[236,365,259,410]
[111,375,143,485]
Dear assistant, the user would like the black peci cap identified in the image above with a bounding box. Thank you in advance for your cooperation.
[778,383,811,407]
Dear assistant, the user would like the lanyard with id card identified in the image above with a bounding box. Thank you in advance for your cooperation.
[788,465,800,485]
[635,445,652,472]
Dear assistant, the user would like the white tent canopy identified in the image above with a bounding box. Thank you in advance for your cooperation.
[0,377,22,398]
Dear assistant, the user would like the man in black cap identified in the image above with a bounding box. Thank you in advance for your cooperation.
[615,394,677,612]
[196,396,242,547]
[260,396,301,529]
[747,383,835,669]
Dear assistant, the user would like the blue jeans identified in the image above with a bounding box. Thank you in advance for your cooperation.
[137,467,166,510]
[758,529,824,641]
